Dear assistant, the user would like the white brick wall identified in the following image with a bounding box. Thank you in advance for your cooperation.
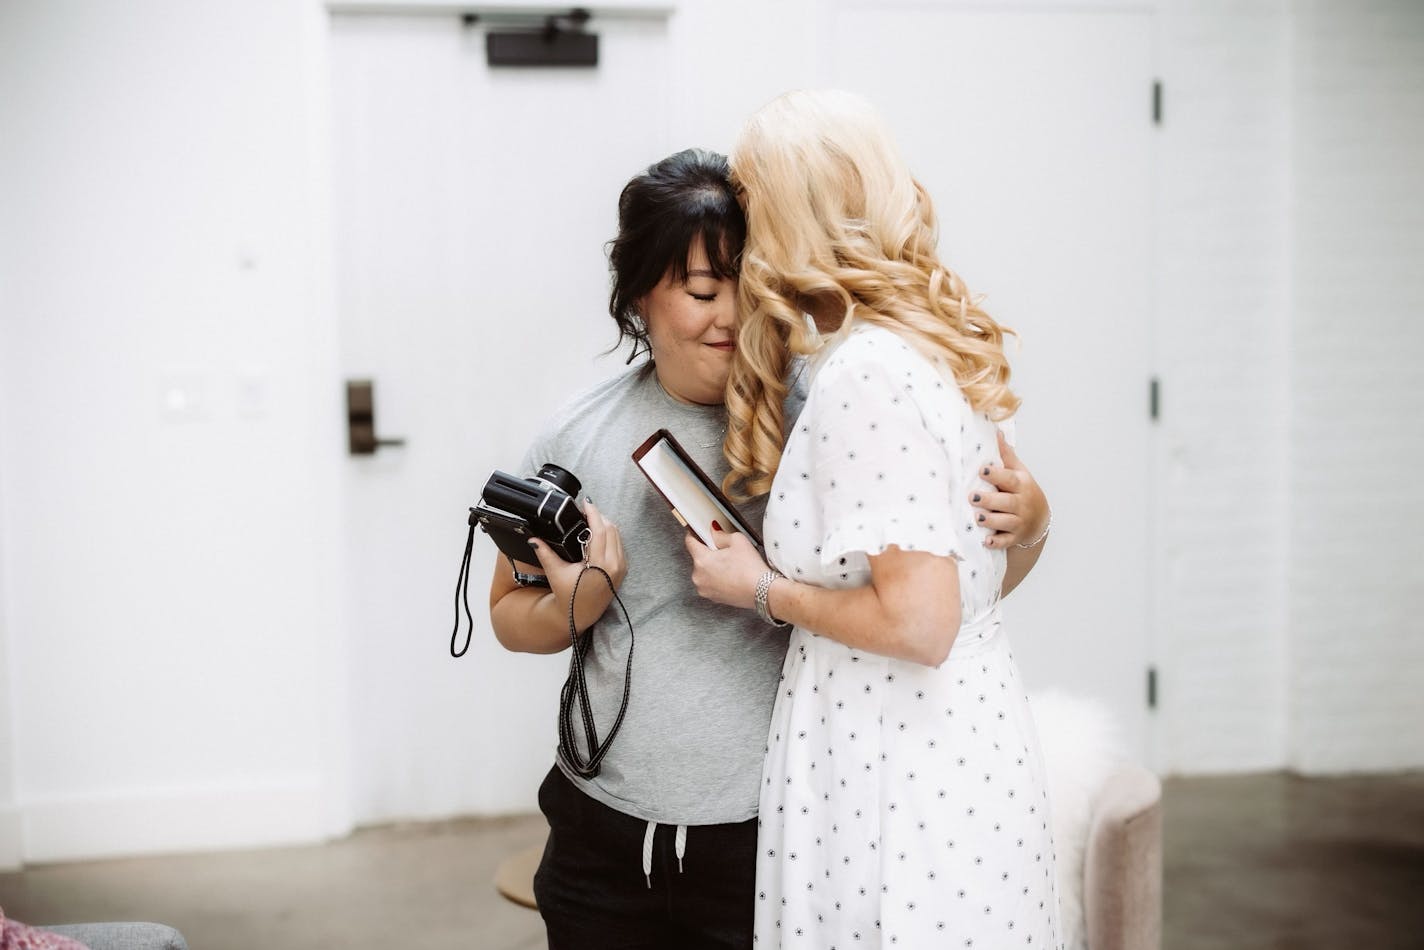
[1287,0,1424,773]
[1155,0,1293,772]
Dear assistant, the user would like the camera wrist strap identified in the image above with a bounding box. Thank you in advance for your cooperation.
[450,515,479,658]
[557,565,634,780]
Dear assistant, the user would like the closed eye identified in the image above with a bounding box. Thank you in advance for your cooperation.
[690,293,717,302]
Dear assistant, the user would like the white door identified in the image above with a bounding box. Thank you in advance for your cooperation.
[330,12,670,822]
[829,6,1156,760]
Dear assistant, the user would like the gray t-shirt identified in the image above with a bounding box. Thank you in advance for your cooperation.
[518,361,807,825]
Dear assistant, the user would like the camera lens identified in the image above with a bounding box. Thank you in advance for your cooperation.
[536,463,582,498]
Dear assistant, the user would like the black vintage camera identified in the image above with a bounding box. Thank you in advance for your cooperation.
[472,463,589,567]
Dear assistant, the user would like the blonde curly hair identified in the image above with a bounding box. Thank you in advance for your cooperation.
[723,89,1020,498]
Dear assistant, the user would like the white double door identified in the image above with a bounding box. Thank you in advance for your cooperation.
[331,4,1154,824]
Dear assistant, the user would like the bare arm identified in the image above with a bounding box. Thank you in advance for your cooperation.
[684,533,961,668]
[1001,526,1048,598]
[488,502,627,655]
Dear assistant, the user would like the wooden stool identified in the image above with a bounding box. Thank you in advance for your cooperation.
[493,841,544,909]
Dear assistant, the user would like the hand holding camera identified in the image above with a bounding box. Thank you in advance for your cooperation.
[528,500,628,634]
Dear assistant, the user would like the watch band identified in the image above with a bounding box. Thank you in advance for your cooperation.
[755,569,790,628]
[511,562,550,589]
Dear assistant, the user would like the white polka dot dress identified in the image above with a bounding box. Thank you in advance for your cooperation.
[754,324,1061,949]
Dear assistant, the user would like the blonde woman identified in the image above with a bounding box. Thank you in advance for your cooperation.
[685,90,1060,948]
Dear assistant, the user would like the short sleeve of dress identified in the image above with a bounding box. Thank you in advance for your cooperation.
[806,334,971,573]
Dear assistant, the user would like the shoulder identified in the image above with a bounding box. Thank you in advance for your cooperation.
[814,324,938,391]
[530,363,655,453]
[810,323,973,429]
[556,362,652,416]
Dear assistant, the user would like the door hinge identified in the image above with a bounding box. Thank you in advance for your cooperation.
[1153,80,1163,125]
[1149,377,1160,422]
[1147,667,1158,709]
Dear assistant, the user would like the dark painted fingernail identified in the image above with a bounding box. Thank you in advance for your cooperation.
[971,493,981,503]
[977,514,985,523]
[982,467,990,476]
[712,520,724,531]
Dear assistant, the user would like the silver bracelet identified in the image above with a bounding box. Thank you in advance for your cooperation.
[1015,508,1052,549]
[755,569,790,627]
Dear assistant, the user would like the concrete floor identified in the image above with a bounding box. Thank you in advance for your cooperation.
[1,772,1421,950]
[1161,772,1424,950]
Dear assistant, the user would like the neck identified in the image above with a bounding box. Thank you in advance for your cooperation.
[653,366,724,408]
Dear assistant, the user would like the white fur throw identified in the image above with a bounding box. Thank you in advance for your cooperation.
[1028,689,1127,950]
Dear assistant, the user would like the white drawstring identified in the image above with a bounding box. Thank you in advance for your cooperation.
[642,820,656,888]
[642,821,691,885]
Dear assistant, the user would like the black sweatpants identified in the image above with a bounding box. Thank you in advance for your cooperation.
[532,765,759,950]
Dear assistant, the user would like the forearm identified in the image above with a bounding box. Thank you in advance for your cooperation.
[490,588,574,654]
[766,576,959,668]
[490,580,612,655]
[1000,533,1047,598]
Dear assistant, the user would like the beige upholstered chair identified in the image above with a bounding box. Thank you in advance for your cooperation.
[494,843,541,909]
[1083,764,1162,950]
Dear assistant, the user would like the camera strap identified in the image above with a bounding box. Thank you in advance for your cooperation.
[557,564,634,779]
[450,516,634,779]
[450,513,480,658]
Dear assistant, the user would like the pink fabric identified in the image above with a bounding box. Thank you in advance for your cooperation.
[1084,766,1163,950]
[0,908,89,950]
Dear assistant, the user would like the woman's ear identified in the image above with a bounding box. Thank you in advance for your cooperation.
[632,299,653,349]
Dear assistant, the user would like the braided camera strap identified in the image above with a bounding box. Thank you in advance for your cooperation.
[556,565,635,779]
[449,517,479,658]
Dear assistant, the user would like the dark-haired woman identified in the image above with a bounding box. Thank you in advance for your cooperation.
[488,148,1049,949]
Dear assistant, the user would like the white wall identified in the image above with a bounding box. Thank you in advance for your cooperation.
[0,465,18,869]
[0,1,349,865]
[0,0,1420,867]
[665,0,824,150]
[1287,0,1424,772]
